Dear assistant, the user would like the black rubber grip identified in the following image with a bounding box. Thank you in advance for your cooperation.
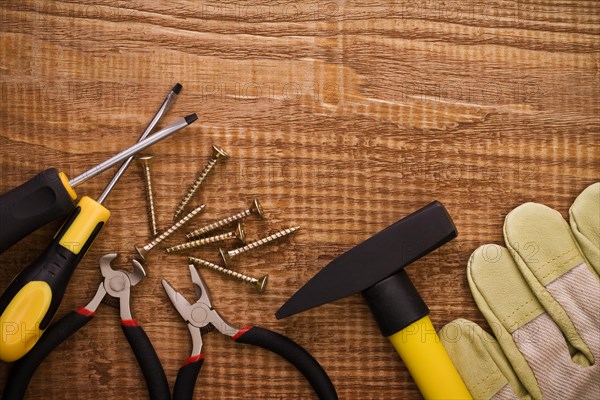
[173,357,204,400]
[121,323,170,400]
[363,269,429,337]
[234,326,338,400]
[2,310,94,400]
[0,168,76,254]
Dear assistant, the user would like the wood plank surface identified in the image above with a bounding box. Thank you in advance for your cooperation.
[0,1,599,399]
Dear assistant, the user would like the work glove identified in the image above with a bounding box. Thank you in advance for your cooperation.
[440,183,600,400]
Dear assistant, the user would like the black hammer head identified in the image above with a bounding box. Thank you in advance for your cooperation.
[275,201,457,319]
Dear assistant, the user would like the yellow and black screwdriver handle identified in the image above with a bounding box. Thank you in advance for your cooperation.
[0,196,109,362]
[0,168,78,254]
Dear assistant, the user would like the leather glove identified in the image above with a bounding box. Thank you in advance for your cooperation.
[440,183,599,400]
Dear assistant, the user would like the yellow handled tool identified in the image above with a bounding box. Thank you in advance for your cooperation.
[277,202,471,399]
[0,197,109,361]
[0,83,185,254]
[0,109,197,361]
[389,316,470,399]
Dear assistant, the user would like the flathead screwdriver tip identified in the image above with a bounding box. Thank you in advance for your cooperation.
[172,83,182,94]
[185,113,198,124]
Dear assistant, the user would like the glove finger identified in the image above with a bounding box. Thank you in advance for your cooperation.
[440,319,524,400]
[468,245,544,399]
[504,203,599,365]
[569,183,600,275]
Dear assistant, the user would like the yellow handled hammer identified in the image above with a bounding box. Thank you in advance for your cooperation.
[276,201,471,400]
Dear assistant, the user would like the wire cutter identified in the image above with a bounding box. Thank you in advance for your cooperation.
[161,265,338,400]
[3,253,170,400]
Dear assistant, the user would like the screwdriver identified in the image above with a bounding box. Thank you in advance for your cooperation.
[0,112,197,362]
[0,105,191,254]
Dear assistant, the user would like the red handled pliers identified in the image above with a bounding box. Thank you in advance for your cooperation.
[162,265,338,400]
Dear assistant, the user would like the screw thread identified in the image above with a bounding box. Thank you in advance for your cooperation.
[229,226,300,258]
[190,257,257,285]
[143,205,205,251]
[142,164,159,237]
[166,231,234,253]
[187,209,251,239]
[174,157,218,220]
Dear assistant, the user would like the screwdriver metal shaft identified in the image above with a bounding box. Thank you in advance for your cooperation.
[69,113,197,188]
[96,83,181,204]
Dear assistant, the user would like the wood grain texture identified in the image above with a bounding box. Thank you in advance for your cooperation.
[0,1,598,399]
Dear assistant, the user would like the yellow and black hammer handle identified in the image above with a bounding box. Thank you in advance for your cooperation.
[363,270,471,399]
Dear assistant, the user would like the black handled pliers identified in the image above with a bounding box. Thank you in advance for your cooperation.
[3,253,170,400]
[162,265,338,400]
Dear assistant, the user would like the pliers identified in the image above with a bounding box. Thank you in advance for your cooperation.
[162,265,338,400]
[3,253,170,400]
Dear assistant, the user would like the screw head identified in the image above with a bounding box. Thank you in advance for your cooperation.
[250,198,264,218]
[235,222,246,243]
[255,275,269,293]
[137,155,154,166]
[212,145,230,160]
[219,248,232,266]
[134,244,148,261]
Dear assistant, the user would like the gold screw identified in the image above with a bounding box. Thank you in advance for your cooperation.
[173,145,229,220]
[135,205,205,260]
[137,155,159,237]
[165,222,245,253]
[189,257,268,293]
[220,226,299,266]
[186,198,263,240]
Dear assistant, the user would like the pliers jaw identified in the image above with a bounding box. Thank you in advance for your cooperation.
[162,266,238,356]
[162,265,339,400]
[187,265,238,337]
[190,264,212,309]
[161,277,196,322]
[85,253,146,320]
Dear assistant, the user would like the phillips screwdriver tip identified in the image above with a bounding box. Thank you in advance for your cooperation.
[184,113,198,124]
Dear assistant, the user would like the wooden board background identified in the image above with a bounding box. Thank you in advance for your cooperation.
[0,1,598,399]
